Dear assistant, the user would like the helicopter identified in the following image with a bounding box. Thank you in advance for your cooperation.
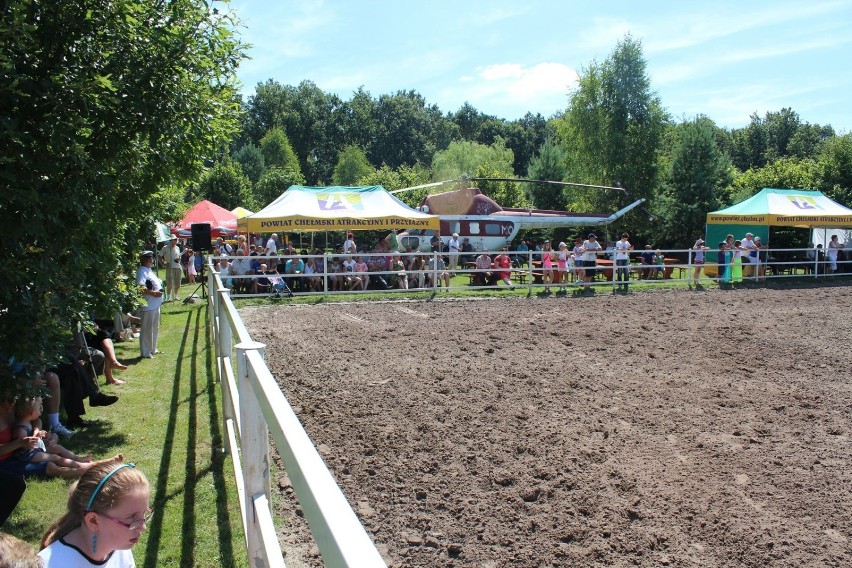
[389,177,647,252]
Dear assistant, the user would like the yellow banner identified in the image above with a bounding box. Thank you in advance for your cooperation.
[707,213,852,227]
[240,216,439,233]
[706,214,768,224]
[769,214,852,227]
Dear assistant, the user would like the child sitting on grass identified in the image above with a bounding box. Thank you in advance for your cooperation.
[12,396,107,478]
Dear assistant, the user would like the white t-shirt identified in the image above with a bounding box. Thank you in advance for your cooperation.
[615,240,632,260]
[343,238,356,254]
[264,238,277,255]
[135,265,163,311]
[448,237,460,253]
[583,240,601,262]
[39,538,136,567]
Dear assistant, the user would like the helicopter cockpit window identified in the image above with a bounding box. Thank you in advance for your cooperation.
[449,221,460,235]
[484,223,503,235]
[469,222,480,235]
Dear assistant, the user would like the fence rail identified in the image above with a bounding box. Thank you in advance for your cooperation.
[208,267,387,568]
[205,246,849,298]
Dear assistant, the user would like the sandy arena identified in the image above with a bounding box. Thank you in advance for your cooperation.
[241,285,852,567]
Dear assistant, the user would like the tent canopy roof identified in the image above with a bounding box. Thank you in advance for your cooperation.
[707,188,852,228]
[172,199,237,238]
[238,185,440,233]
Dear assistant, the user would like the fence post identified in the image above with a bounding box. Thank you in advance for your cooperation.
[217,287,233,377]
[687,249,694,285]
[236,339,270,567]
[527,250,533,294]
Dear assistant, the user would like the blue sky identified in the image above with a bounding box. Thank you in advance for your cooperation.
[230,0,852,132]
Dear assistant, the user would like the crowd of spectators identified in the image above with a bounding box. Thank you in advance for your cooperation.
[196,229,849,297]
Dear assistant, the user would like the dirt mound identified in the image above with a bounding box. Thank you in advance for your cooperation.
[242,286,852,567]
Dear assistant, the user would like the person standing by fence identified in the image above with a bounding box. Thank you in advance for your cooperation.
[692,239,709,285]
[136,251,164,359]
[615,233,633,291]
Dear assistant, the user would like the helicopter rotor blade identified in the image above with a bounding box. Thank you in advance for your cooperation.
[389,179,460,194]
[468,177,628,192]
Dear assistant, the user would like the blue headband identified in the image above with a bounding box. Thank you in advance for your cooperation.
[86,463,135,512]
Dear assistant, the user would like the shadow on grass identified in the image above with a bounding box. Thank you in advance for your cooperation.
[4,511,46,545]
[142,305,237,568]
[142,309,191,568]
[201,306,237,566]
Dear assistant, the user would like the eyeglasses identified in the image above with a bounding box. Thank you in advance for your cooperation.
[96,507,154,531]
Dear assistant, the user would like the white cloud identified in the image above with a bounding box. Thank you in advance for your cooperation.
[476,62,578,101]
[438,62,577,118]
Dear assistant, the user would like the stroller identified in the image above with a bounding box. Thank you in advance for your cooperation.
[268,275,293,299]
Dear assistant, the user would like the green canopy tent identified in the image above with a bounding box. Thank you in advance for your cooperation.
[705,188,852,247]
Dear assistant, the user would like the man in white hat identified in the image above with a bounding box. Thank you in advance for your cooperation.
[448,232,461,274]
[136,251,164,358]
[158,235,183,301]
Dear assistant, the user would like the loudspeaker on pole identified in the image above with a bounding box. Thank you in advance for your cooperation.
[191,223,212,251]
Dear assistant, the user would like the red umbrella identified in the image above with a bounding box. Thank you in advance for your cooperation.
[172,200,238,238]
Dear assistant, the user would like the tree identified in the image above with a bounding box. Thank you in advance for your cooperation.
[359,164,431,209]
[655,119,732,247]
[192,159,254,211]
[817,133,852,205]
[332,145,374,186]
[730,157,821,204]
[763,108,801,162]
[431,138,528,208]
[371,90,452,169]
[789,123,835,160]
[259,127,301,172]
[0,0,244,383]
[507,112,553,178]
[431,139,516,181]
[730,114,767,172]
[556,35,667,225]
[526,138,567,210]
[233,143,266,186]
[254,166,306,208]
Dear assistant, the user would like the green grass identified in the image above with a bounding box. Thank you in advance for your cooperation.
[6,284,248,567]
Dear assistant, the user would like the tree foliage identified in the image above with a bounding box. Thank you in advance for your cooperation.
[730,157,821,204]
[526,138,567,210]
[332,145,374,186]
[259,127,300,172]
[191,159,254,211]
[358,164,431,209]
[818,133,852,205]
[431,139,514,181]
[232,143,266,186]
[0,0,244,378]
[254,166,305,207]
[655,119,732,247]
[556,35,667,225]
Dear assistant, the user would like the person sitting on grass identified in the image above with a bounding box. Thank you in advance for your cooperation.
[12,397,101,478]
[39,459,148,567]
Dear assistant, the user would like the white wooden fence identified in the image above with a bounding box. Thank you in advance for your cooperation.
[210,246,849,298]
[207,265,387,568]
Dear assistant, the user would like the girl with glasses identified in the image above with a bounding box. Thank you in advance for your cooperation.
[39,459,151,567]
